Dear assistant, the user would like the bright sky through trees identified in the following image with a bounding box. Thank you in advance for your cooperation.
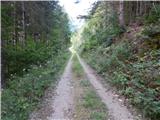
[58,0,97,30]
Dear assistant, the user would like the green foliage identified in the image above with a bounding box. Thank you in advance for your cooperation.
[112,42,131,60]
[142,24,160,37]
[78,2,122,54]
[1,2,71,119]
[83,42,130,74]
[3,39,52,78]
[82,39,160,119]
[83,90,101,109]
[1,1,71,82]
[112,71,129,89]
[83,90,107,119]
[145,4,160,24]
[130,88,160,119]
[72,55,84,77]
[121,87,135,97]
[80,80,90,87]
[90,112,106,120]
[1,52,70,120]
[82,89,108,120]
[1,3,14,40]
[78,1,160,120]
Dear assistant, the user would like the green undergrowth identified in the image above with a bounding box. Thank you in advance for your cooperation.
[72,55,108,120]
[72,55,84,77]
[2,52,70,120]
[83,90,107,120]
[3,40,52,79]
[81,26,160,119]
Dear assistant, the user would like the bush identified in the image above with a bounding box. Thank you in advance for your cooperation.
[145,4,160,24]
[2,52,70,120]
[142,24,160,37]
[112,71,129,89]
[3,38,52,79]
[111,42,131,61]
[131,88,160,119]
[82,39,160,119]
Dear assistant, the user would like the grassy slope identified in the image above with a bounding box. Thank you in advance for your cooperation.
[72,55,108,120]
[81,24,160,120]
[2,52,70,120]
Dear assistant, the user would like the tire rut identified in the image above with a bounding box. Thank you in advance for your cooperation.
[50,56,74,119]
[77,54,141,120]
[29,56,74,120]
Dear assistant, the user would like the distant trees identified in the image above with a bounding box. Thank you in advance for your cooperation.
[1,1,71,87]
[123,1,160,25]
[78,1,160,52]
[107,1,160,27]
[78,2,160,120]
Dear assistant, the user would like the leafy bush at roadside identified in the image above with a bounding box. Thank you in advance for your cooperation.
[82,39,160,119]
[3,39,53,80]
[1,52,70,120]
[145,4,160,24]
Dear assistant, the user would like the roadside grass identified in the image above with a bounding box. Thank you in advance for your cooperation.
[1,52,70,120]
[83,90,105,109]
[80,79,90,87]
[90,112,107,120]
[81,33,160,119]
[72,55,108,120]
[72,54,84,77]
[83,90,107,120]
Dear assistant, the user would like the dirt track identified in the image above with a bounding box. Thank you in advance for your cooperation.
[29,57,74,120]
[51,56,74,119]
[30,55,143,120]
[77,54,140,120]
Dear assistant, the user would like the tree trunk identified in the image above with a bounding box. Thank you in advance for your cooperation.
[119,1,125,28]
[21,1,25,46]
[140,1,143,16]
[13,1,17,46]
[136,1,139,16]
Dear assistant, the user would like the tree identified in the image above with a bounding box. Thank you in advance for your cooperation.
[119,1,125,28]
[1,1,71,87]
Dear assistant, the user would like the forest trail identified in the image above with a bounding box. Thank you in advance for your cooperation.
[50,56,74,119]
[77,54,141,120]
[2,2,159,120]
[30,55,142,120]
[30,56,74,120]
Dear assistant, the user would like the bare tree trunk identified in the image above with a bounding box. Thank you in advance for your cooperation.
[136,1,139,16]
[21,1,25,46]
[119,1,125,28]
[13,1,17,46]
[144,2,146,15]
[140,1,143,16]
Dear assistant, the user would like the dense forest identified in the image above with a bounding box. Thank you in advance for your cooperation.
[1,1,71,120]
[1,1,160,120]
[1,1,71,85]
[71,1,160,119]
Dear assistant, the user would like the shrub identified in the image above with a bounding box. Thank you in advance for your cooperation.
[3,39,52,79]
[145,4,160,24]
[112,42,131,61]
[112,71,129,89]
[142,24,160,37]
[2,52,70,120]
